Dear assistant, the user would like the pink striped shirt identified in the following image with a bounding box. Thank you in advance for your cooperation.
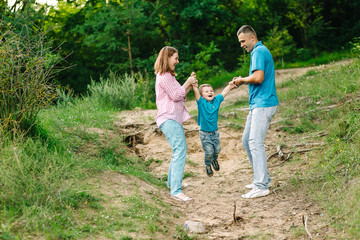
[155,72,192,127]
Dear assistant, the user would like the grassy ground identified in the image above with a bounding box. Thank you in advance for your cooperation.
[275,58,360,238]
[275,50,352,69]
[0,96,174,239]
[1,52,359,238]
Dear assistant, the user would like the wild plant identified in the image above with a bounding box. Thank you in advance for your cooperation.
[87,71,137,110]
[0,22,59,140]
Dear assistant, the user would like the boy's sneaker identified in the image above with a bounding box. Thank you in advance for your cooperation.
[211,159,220,171]
[205,165,213,177]
[241,187,269,199]
[245,182,272,189]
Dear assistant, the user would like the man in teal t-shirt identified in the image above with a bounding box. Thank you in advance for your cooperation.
[193,83,236,177]
[232,25,279,199]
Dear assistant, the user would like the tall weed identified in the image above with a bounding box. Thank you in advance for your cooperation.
[135,72,156,109]
[88,72,137,110]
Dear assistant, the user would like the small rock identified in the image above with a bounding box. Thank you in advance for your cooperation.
[184,220,206,233]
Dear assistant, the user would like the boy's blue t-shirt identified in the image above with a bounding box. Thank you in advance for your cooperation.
[197,94,224,132]
[249,41,279,110]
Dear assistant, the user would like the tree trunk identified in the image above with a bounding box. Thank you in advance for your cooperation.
[127,31,134,78]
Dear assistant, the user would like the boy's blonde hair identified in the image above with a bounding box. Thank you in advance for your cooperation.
[199,84,213,97]
[154,46,178,76]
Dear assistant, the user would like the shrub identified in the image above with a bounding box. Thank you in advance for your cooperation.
[350,37,360,58]
[0,23,58,139]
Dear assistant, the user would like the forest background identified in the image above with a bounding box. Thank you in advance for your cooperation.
[1,0,360,96]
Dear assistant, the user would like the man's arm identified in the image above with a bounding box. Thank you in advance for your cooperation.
[233,70,264,86]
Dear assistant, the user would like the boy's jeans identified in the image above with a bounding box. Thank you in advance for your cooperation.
[242,106,278,189]
[159,119,187,195]
[199,130,221,166]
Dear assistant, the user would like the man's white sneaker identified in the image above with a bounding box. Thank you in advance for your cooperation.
[245,182,272,189]
[241,187,270,199]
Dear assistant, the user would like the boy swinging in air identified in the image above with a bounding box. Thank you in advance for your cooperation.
[193,81,237,176]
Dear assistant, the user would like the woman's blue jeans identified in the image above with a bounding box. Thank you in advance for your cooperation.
[242,106,278,189]
[159,119,187,195]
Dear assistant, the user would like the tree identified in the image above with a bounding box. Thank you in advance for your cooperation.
[81,0,160,77]
[263,26,295,65]
[285,0,328,49]
[45,0,162,92]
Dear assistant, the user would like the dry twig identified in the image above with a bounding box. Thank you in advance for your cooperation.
[302,215,313,239]
[233,202,237,223]
[268,145,323,161]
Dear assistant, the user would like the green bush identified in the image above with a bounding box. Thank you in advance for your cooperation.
[0,23,58,139]
[350,37,360,58]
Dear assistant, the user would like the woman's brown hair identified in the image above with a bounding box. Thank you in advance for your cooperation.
[154,46,178,76]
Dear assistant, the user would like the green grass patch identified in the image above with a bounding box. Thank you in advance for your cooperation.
[275,50,352,69]
[277,58,360,238]
[0,93,169,238]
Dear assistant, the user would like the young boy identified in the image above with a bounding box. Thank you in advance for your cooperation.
[193,82,236,176]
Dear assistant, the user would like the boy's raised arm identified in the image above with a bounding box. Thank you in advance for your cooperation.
[221,82,236,98]
[190,72,201,101]
[193,84,201,101]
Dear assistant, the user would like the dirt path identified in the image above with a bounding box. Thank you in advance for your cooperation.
[115,60,350,239]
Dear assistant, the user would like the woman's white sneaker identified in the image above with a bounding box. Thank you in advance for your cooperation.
[241,187,269,199]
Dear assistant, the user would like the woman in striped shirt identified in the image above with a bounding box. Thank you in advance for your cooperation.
[154,46,197,202]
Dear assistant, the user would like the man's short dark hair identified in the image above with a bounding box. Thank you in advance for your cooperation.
[237,25,257,38]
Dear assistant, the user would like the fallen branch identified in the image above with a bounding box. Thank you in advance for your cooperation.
[305,104,338,114]
[300,131,328,140]
[268,145,323,161]
[293,147,322,154]
[302,215,313,239]
[294,142,324,147]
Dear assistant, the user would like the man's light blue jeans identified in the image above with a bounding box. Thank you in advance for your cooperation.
[159,119,187,195]
[242,106,278,189]
[199,130,221,166]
